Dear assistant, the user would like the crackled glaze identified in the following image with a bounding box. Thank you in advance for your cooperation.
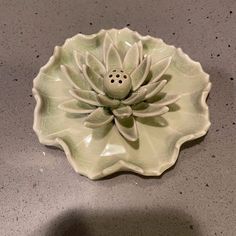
[33,28,211,180]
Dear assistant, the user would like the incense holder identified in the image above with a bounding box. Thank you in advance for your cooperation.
[33,28,211,179]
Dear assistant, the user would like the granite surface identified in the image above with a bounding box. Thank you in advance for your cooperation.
[0,0,235,235]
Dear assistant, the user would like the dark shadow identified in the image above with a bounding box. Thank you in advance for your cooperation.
[92,121,140,149]
[180,134,206,150]
[34,208,202,236]
[146,92,166,103]
[45,145,64,151]
[146,73,172,84]
[161,74,172,82]
[137,116,169,127]
[168,103,181,112]
[126,138,140,149]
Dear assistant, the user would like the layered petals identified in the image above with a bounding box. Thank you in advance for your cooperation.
[115,116,138,142]
[137,80,167,100]
[105,44,122,71]
[82,65,104,94]
[122,89,147,105]
[63,34,174,143]
[97,94,120,108]
[137,41,143,63]
[145,80,167,99]
[123,43,139,73]
[153,94,181,106]
[148,57,172,83]
[103,33,114,64]
[58,99,95,114]
[60,64,90,90]
[131,55,151,91]
[112,105,132,118]
[73,50,85,71]
[132,102,169,118]
[84,107,114,128]
[69,89,101,106]
[85,52,106,76]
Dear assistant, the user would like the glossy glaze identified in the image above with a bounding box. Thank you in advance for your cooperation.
[33,28,211,179]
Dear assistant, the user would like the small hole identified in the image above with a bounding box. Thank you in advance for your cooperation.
[109,74,112,78]
[111,79,114,83]
[124,75,127,79]
[120,70,124,72]
[113,69,116,72]
[119,80,122,84]
[116,74,120,78]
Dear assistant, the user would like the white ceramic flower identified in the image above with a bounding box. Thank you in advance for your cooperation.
[33,28,211,179]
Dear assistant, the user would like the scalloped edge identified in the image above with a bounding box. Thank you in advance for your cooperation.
[33,28,211,180]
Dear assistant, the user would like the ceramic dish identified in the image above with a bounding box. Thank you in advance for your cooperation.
[33,28,211,179]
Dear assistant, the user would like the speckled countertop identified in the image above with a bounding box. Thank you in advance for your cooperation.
[0,0,235,235]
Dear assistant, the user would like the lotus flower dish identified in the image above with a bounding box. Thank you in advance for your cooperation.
[33,28,211,179]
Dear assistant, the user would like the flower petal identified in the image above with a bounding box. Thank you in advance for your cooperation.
[137,40,143,63]
[137,81,162,95]
[145,80,167,100]
[82,65,104,94]
[60,65,90,90]
[112,105,132,118]
[148,57,172,83]
[107,29,118,46]
[73,50,85,71]
[154,94,181,106]
[85,51,106,76]
[97,94,120,108]
[115,116,138,142]
[132,102,169,118]
[84,108,114,128]
[115,28,140,59]
[58,99,96,114]
[123,43,139,73]
[131,55,151,91]
[138,82,157,92]
[103,33,114,64]
[69,89,101,106]
[122,89,147,105]
[106,44,122,71]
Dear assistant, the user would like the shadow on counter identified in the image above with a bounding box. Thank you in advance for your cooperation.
[33,208,203,236]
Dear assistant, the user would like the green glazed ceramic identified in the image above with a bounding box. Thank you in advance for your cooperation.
[33,28,211,180]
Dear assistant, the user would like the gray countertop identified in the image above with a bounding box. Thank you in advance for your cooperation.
[0,0,235,235]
